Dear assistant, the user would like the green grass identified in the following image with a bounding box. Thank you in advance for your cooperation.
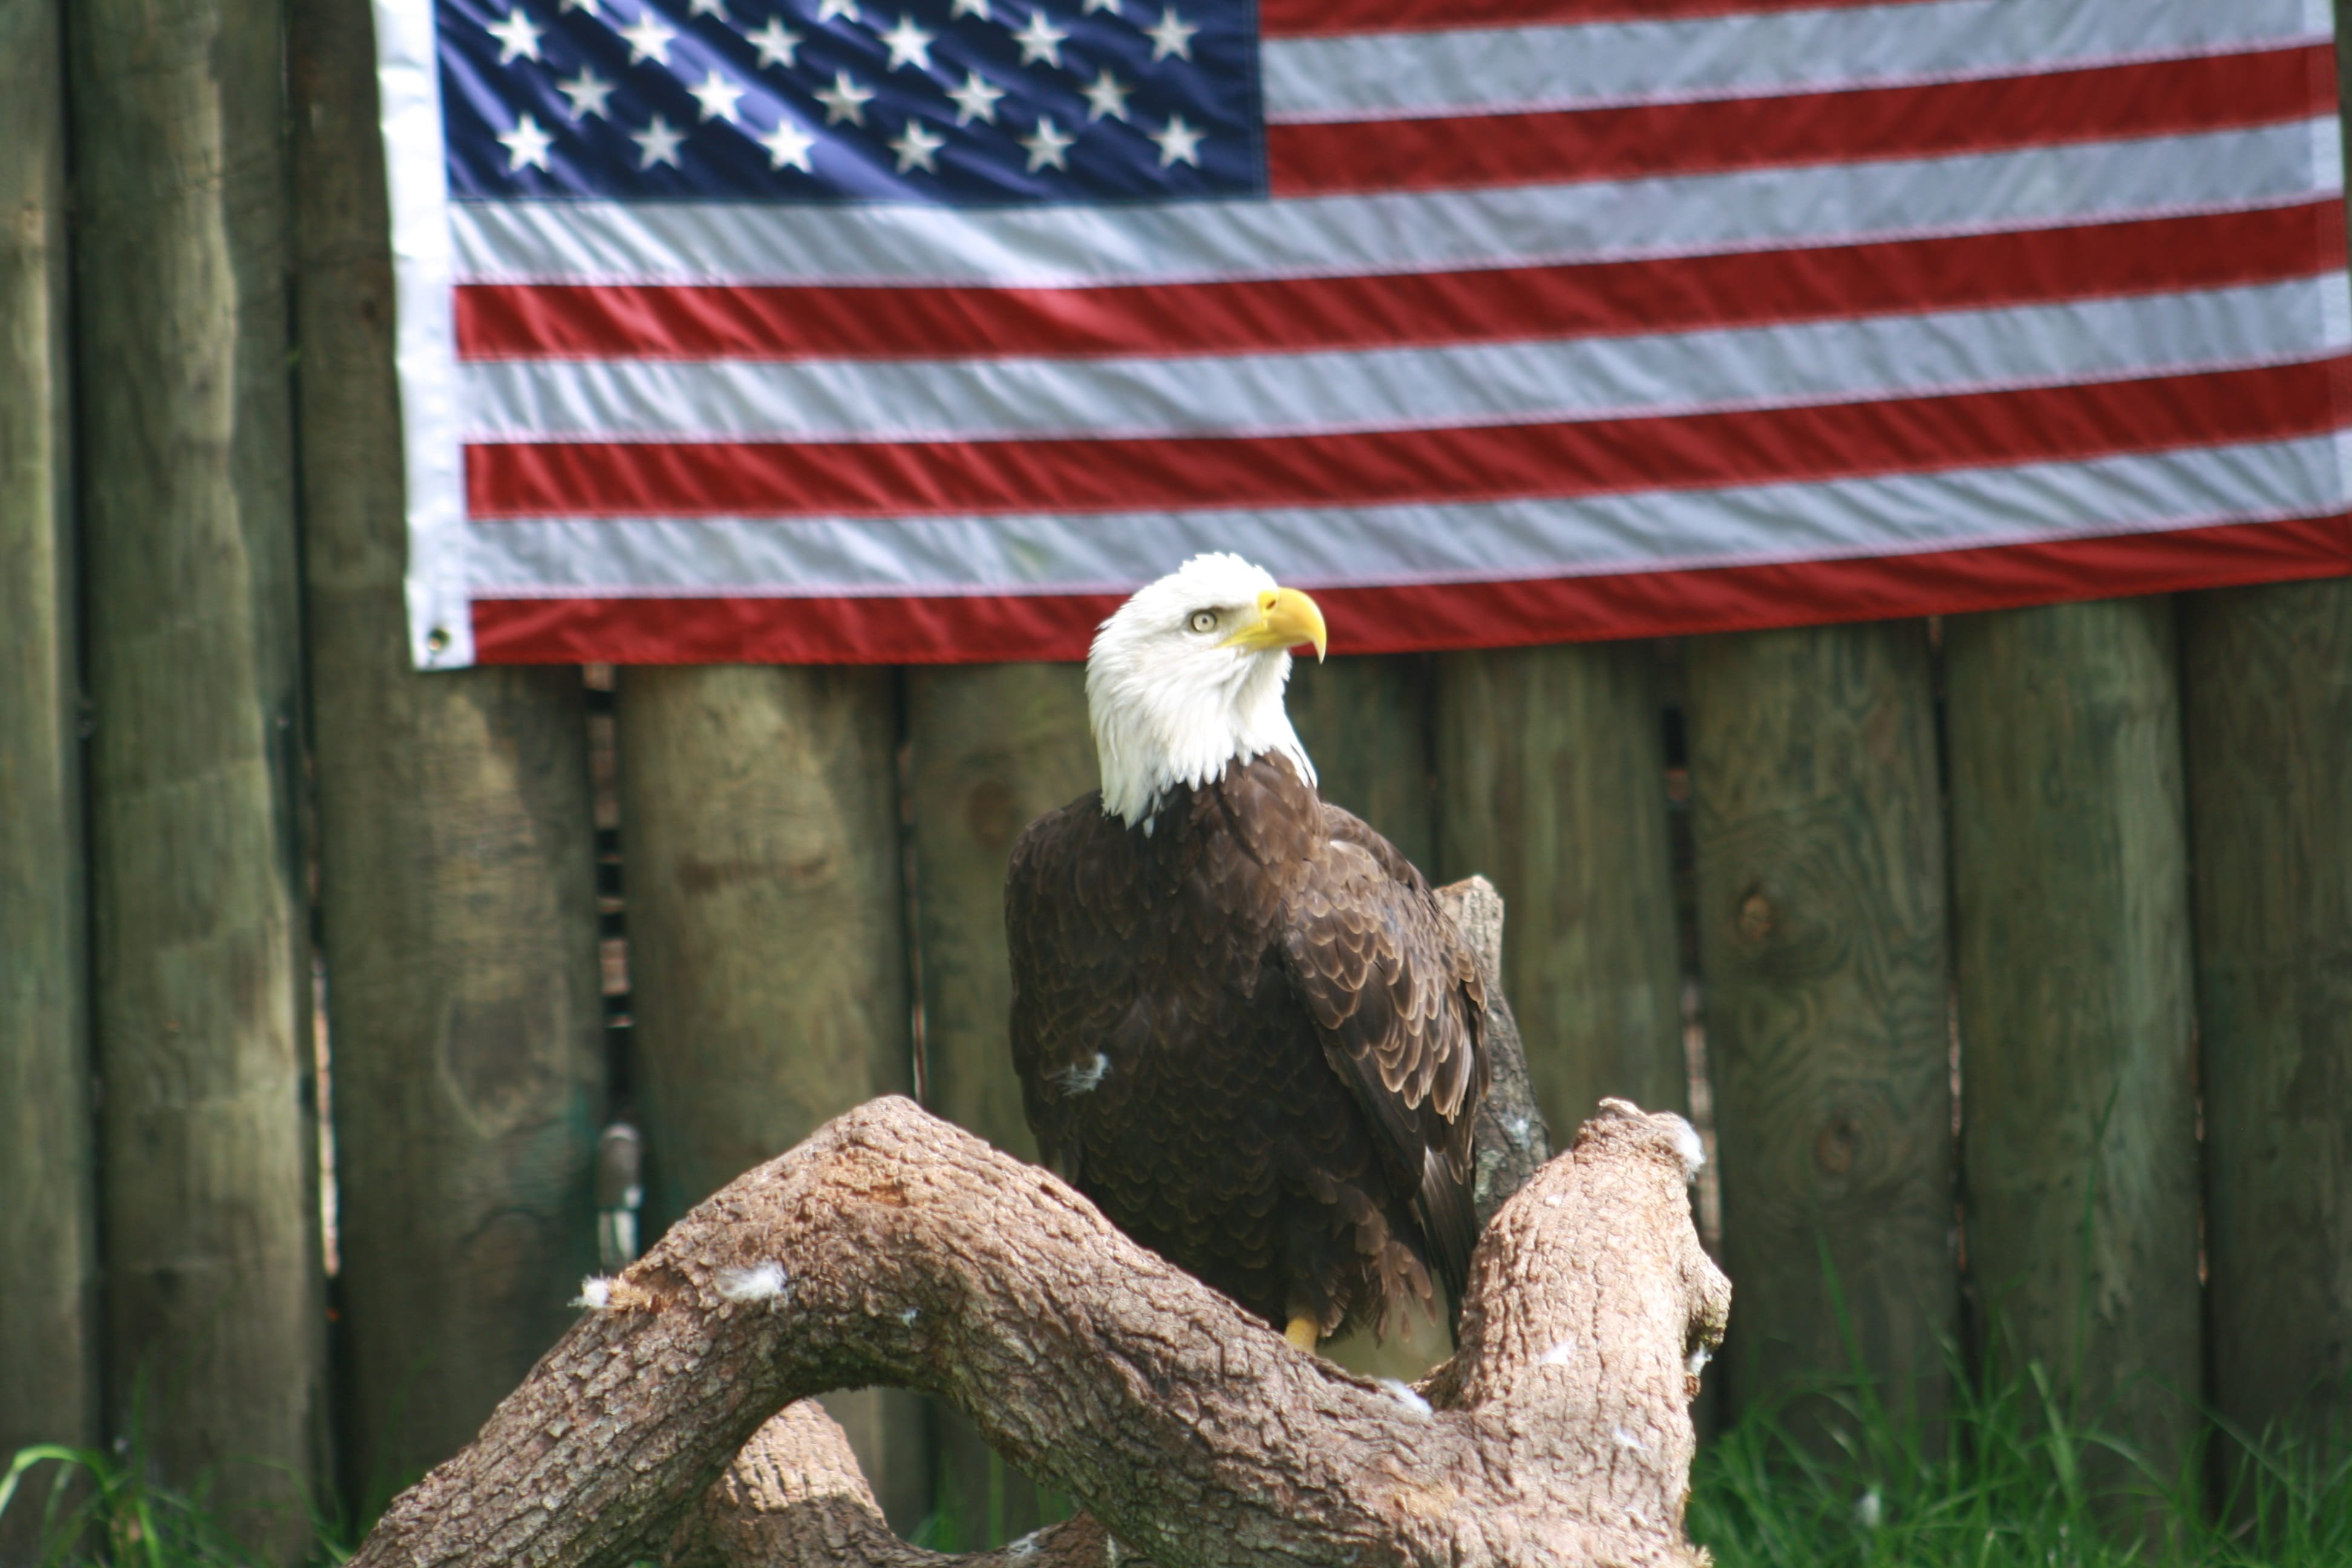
[0,1442,351,1568]
[1688,1365,2352,1568]
[908,1454,1077,1555]
[8,1382,2343,1566]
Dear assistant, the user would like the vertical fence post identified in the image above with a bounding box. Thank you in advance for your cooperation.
[2180,580,2352,1451]
[1435,645,1686,1133]
[67,0,325,1549]
[0,0,99,1485]
[1291,655,1436,871]
[1943,600,2200,1486]
[905,662,1092,1543]
[289,0,609,1504]
[616,666,927,1532]
[906,663,1091,1167]
[1684,624,1955,1432]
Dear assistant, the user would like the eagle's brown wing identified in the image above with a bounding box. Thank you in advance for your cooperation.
[1279,803,1488,1302]
[1004,792,1132,1189]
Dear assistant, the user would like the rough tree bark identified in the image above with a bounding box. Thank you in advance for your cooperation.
[347,1090,1723,1568]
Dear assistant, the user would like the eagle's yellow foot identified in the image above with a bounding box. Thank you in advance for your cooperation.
[1284,1315,1321,1352]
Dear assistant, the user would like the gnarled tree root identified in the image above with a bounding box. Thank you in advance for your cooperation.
[347,1095,1728,1568]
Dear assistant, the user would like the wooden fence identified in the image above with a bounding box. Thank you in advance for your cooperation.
[4,0,2350,1558]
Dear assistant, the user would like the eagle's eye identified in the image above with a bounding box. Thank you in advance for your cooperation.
[1187,609,1218,634]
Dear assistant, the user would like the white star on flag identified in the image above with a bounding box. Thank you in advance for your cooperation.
[1150,111,1202,166]
[631,113,687,167]
[619,10,677,64]
[559,0,599,13]
[946,70,1005,124]
[815,71,876,125]
[557,65,617,120]
[1021,114,1074,171]
[486,7,543,63]
[1080,68,1131,120]
[950,0,990,19]
[880,14,936,70]
[890,119,946,172]
[497,111,555,170]
[746,17,802,66]
[759,116,817,170]
[688,0,730,15]
[1145,7,1195,60]
[818,0,860,22]
[1010,8,1067,66]
[688,68,747,120]
[1082,0,1120,13]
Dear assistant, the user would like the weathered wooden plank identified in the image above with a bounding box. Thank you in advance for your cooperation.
[1944,599,2200,1483]
[907,662,1092,1165]
[287,0,609,1503]
[2180,578,2352,1450]
[1289,655,1436,872]
[0,0,99,1485]
[616,666,927,1532]
[68,0,324,1547]
[904,661,1091,1540]
[1684,624,1955,1429]
[1435,645,1686,1133]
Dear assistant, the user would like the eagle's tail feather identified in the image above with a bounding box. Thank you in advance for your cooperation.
[1413,1148,1478,1347]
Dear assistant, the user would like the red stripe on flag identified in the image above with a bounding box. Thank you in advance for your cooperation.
[468,516,2352,664]
[466,359,2352,518]
[452,204,2342,363]
[1261,0,1948,41]
[1267,47,2333,197]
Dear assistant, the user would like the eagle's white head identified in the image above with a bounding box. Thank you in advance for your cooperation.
[1086,553,1328,828]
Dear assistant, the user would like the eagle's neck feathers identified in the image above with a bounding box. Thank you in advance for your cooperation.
[1089,642,1315,831]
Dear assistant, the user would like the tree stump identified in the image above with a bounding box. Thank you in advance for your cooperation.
[345,1089,1725,1568]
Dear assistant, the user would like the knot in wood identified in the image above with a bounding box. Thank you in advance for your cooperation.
[1813,1112,1860,1175]
[964,775,1025,851]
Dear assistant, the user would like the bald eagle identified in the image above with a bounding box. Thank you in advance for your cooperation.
[1006,554,1488,1350]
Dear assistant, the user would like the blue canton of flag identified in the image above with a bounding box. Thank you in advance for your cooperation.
[437,0,1264,203]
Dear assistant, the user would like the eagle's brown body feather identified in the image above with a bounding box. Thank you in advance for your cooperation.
[1006,751,1486,1339]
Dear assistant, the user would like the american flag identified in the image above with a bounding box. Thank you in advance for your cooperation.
[377,0,2352,667]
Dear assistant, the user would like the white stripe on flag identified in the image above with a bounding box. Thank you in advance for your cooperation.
[463,434,2351,595]
[373,0,474,665]
[448,122,2340,289]
[1261,0,2320,122]
[457,280,2347,443]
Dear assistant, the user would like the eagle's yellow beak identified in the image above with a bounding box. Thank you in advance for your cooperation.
[1220,586,1328,662]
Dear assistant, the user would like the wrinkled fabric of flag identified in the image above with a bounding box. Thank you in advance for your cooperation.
[377,0,2352,667]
